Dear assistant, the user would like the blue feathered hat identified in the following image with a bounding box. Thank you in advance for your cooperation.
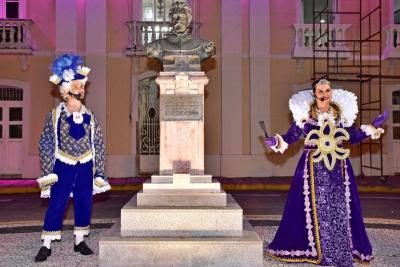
[49,54,90,92]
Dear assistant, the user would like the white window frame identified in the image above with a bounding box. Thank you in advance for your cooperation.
[298,0,338,24]
[0,0,26,19]
[140,0,176,22]
[394,0,400,24]
[134,0,198,22]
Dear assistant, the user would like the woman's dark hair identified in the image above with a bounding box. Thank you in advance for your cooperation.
[309,101,341,121]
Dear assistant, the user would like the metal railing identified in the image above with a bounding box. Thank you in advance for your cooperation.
[292,23,351,58]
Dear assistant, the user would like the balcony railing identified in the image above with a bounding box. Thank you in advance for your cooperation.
[383,24,400,59]
[126,20,201,56]
[292,23,351,58]
[0,19,33,54]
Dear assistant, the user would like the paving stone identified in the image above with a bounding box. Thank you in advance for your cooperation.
[0,226,398,267]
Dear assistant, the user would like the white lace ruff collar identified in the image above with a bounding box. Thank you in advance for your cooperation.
[288,89,358,128]
[57,102,90,124]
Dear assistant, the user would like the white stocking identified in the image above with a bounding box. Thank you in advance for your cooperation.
[43,237,51,249]
[75,232,84,245]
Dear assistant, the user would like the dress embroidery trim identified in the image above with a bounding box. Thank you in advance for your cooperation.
[305,122,350,170]
[266,151,323,264]
[344,160,353,247]
[55,150,93,165]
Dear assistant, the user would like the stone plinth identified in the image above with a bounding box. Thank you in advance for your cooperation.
[100,216,263,267]
[142,181,221,193]
[121,195,242,237]
[156,72,209,175]
[138,173,227,206]
[142,173,221,194]
[151,174,212,183]
[137,190,227,207]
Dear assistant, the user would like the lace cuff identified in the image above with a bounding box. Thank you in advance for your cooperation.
[93,177,111,195]
[270,134,289,154]
[37,173,58,188]
[360,124,385,140]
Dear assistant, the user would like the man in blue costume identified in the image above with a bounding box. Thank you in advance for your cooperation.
[34,54,111,262]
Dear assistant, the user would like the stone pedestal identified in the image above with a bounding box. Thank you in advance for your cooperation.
[121,195,242,237]
[100,220,263,267]
[99,72,263,266]
[157,72,208,175]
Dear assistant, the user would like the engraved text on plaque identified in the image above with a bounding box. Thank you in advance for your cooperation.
[161,94,203,121]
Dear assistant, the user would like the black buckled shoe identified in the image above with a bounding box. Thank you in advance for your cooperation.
[74,241,94,255]
[34,246,51,262]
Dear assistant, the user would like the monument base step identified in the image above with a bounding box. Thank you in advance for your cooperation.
[99,220,263,267]
[151,174,212,183]
[142,179,221,193]
[121,195,242,237]
[137,190,227,207]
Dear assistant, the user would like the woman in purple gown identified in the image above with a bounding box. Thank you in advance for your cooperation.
[265,79,387,266]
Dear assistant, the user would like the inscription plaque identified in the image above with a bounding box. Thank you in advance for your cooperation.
[161,94,203,121]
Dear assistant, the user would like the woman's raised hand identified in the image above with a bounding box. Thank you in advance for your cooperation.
[372,110,388,128]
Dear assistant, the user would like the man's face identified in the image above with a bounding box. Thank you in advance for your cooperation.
[171,10,190,33]
[70,80,86,99]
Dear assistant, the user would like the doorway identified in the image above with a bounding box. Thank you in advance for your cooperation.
[138,76,160,174]
[0,86,23,175]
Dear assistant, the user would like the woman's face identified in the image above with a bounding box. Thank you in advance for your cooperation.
[314,83,332,110]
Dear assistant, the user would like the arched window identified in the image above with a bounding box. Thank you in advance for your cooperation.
[138,76,160,155]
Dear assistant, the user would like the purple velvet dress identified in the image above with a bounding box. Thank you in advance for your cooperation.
[267,121,373,267]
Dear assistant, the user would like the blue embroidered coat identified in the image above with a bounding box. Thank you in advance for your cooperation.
[37,102,110,198]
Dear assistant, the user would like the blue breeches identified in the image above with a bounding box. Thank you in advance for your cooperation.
[42,159,93,239]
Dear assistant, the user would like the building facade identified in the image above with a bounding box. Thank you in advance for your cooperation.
[1,0,400,178]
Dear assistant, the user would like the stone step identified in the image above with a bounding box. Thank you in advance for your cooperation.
[121,195,242,237]
[142,179,221,193]
[99,220,263,267]
[151,174,213,183]
[137,190,227,207]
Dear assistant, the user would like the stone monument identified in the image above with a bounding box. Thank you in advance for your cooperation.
[99,2,263,266]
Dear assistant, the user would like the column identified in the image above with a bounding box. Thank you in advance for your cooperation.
[221,0,243,154]
[250,0,270,154]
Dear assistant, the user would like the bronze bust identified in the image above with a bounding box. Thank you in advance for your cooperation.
[147,2,215,72]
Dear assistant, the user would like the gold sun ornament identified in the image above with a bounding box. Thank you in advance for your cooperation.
[305,122,350,170]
